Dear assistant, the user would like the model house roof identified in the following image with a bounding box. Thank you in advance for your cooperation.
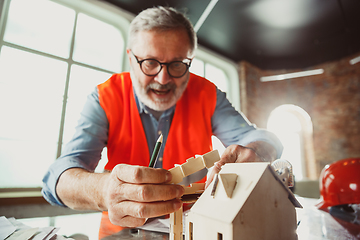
[189,162,302,224]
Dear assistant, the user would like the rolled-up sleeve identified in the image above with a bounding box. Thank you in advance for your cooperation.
[212,88,283,158]
[42,88,108,206]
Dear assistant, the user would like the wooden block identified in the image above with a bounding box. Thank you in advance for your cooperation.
[184,183,206,195]
[169,166,185,184]
[168,150,220,185]
[202,150,220,168]
[181,157,205,177]
[219,173,238,198]
[169,205,183,240]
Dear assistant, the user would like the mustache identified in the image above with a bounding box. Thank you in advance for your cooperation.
[147,82,176,91]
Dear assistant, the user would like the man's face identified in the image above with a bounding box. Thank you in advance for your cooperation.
[127,28,193,111]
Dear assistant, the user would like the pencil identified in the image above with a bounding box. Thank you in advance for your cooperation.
[149,134,163,168]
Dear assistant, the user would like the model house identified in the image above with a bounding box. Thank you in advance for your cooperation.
[168,150,220,240]
[185,162,302,240]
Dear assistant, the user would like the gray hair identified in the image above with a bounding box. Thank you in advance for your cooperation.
[128,6,197,54]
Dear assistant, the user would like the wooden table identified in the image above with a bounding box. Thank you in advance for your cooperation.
[102,228,169,240]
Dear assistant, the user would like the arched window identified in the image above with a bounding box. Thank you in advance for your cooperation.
[267,104,316,181]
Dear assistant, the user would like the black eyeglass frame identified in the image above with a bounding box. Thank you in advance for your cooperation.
[131,51,192,78]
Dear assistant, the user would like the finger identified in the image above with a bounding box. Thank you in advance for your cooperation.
[205,144,254,188]
[112,164,172,184]
[233,146,258,163]
[114,199,183,220]
[119,183,184,202]
[205,161,223,188]
[108,211,147,228]
[205,146,239,188]
[116,216,147,228]
[220,145,258,163]
[220,144,241,164]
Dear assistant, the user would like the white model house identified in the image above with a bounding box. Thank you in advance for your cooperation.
[185,162,302,240]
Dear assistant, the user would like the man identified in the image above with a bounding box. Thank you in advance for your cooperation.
[42,6,282,237]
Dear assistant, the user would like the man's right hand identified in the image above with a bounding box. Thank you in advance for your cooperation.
[56,164,184,228]
[103,164,184,227]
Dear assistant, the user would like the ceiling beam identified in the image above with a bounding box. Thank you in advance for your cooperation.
[194,0,219,33]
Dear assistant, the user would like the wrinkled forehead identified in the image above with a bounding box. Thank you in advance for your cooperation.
[130,29,194,59]
[129,27,195,57]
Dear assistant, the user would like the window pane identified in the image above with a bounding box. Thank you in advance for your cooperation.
[73,13,124,72]
[62,65,112,145]
[205,63,228,93]
[4,0,75,58]
[268,111,302,132]
[267,108,304,180]
[0,140,58,188]
[0,46,68,188]
[62,65,111,173]
[279,133,303,180]
[190,58,204,77]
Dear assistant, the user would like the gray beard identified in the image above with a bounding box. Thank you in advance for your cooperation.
[130,70,189,112]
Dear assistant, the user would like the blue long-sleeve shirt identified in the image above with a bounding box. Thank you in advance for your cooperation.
[42,85,283,206]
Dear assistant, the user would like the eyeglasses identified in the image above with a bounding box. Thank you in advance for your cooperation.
[131,51,192,78]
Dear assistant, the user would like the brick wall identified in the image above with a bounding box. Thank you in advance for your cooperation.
[239,52,360,177]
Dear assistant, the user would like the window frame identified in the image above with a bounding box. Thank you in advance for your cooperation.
[194,46,240,111]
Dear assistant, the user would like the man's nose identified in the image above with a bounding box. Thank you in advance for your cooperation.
[154,66,171,85]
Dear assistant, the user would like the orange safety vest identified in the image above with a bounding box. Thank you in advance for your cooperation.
[97,72,217,239]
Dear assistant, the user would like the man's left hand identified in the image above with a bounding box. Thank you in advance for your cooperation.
[205,141,277,188]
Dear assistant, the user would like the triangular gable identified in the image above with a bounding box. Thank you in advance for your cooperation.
[190,163,269,224]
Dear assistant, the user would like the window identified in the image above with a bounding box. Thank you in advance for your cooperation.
[0,0,127,188]
[189,222,193,240]
[190,47,239,110]
[190,47,239,155]
[267,104,315,180]
[218,232,223,240]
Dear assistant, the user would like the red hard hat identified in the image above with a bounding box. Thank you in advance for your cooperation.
[316,158,360,210]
